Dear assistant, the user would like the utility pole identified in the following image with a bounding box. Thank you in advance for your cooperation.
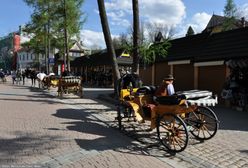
[44,24,48,73]
[47,1,51,73]
[132,0,140,74]
[63,0,70,72]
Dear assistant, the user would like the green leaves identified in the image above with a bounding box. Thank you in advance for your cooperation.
[140,40,171,65]
[224,0,237,18]
[223,0,237,31]
[23,0,85,54]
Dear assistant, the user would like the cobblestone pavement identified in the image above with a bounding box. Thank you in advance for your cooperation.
[0,78,248,168]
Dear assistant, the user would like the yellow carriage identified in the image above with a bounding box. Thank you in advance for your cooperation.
[117,86,219,153]
[38,75,60,89]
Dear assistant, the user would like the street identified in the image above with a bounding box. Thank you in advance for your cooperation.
[0,78,248,168]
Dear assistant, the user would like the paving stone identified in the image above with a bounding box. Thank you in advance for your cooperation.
[0,80,248,168]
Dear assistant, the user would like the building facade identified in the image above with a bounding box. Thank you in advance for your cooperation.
[140,27,248,110]
[16,48,46,71]
[70,48,133,87]
[0,32,21,70]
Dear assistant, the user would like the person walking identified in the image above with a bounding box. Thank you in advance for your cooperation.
[16,70,21,85]
[0,70,5,83]
[30,70,37,87]
[11,70,16,85]
[22,70,26,85]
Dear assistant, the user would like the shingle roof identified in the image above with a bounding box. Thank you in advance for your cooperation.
[71,48,133,66]
[203,15,226,32]
[158,27,248,62]
[202,14,248,33]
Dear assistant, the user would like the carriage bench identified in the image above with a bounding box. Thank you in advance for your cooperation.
[57,76,83,98]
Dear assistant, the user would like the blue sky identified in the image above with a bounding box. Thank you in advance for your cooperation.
[1,0,248,48]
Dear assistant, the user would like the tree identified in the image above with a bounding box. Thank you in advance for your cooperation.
[224,0,237,17]
[145,22,176,42]
[223,0,237,31]
[112,22,171,66]
[97,0,121,97]
[23,0,52,72]
[138,22,171,66]
[132,0,140,74]
[23,0,85,72]
[186,26,195,36]
[139,40,171,66]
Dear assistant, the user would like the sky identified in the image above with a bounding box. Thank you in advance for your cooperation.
[0,0,248,48]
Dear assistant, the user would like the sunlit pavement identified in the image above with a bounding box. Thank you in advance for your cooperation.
[0,77,247,168]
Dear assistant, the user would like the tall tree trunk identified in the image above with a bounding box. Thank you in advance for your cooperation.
[132,0,140,74]
[44,24,48,73]
[97,0,121,97]
[64,0,70,72]
[47,1,51,73]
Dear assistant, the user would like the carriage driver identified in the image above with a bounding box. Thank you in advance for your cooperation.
[155,74,175,96]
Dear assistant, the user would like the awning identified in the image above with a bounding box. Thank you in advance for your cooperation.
[226,59,248,69]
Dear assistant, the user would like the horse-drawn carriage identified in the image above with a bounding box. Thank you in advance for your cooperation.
[57,76,83,98]
[37,73,59,89]
[37,73,83,98]
[117,75,219,153]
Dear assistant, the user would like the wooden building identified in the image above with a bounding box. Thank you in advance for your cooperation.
[140,27,248,107]
[71,48,133,86]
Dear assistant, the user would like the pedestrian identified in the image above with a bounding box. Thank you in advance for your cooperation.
[11,70,16,85]
[30,70,37,87]
[16,70,21,85]
[0,70,5,83]
[22,70,26,85]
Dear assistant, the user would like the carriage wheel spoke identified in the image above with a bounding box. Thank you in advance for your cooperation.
[176,135,186,143]
[204,122,216,129]
[172,137,176,150]
[203,125,212,136]
[174,137,183,149]
[202,125,206,138]
[192,112,200,120]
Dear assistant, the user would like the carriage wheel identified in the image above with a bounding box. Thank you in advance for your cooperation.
[117,103,134,130]
[186,106,219,140]
[157,113,188,153]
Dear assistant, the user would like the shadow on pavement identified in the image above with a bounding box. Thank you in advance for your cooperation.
[53,108,175,157]
[239,150,248,154]
[0,132,61,163]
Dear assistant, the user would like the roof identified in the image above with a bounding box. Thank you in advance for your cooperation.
[158,27,248,62]
[204,15,226,30]
[71,48,133,66]
[202,14,248,33]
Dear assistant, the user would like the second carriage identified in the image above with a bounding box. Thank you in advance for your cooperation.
[40,75,83,98]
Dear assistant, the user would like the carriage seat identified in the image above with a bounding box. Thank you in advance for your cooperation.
[136,86,157,95]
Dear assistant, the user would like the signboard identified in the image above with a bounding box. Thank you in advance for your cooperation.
[48,58,54,64]
[14,34,20,52]
[58,64,61,76]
